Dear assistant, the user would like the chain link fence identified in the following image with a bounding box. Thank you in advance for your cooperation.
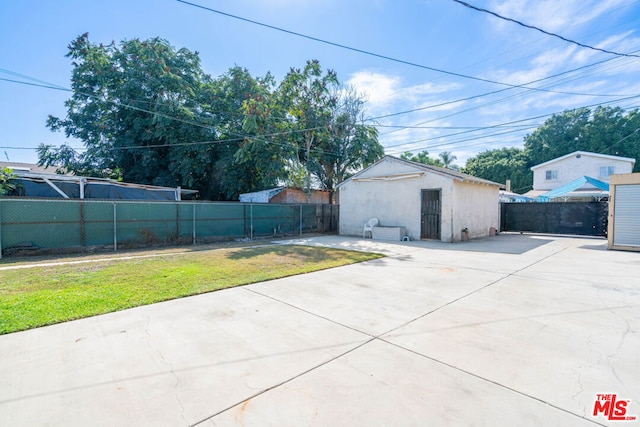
[0,199,339,258]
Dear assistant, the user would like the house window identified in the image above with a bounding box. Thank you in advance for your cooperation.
[545,170,558,181]
[599,166,614,178]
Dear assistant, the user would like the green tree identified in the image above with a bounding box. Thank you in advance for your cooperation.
[278,60,339,201]
[463,147,531,193]
[0,167,18,196]
[400,150,443,167]
[309,87,384,202]
[207,66,289,199]
[524,106,640,170]
[438,151,458,169]
[40,34,218,193]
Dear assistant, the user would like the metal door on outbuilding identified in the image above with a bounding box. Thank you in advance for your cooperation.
[608,173,640,250]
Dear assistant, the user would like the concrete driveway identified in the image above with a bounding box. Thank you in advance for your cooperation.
[0,234,638,426]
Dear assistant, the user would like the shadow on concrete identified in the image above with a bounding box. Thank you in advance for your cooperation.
[413,234,555,255]
[275,234,560,256]
[578,243,608,251]
[374,234,555,255]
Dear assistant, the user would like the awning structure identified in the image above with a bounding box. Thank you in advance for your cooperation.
[9,172,198,201]
[537,176,609,202]
[499,191,534,202]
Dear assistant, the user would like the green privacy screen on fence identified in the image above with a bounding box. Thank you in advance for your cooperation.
[0,199,338,257]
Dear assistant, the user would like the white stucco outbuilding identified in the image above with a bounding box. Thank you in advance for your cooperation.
[337,156,502,242]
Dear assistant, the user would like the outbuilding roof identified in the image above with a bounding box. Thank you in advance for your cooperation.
[338,155,503,188]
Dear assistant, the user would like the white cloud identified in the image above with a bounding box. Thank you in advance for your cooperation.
[346,70,463,115]
[346,71,401,107]
[490,0,628,33]
[345,70,471,155]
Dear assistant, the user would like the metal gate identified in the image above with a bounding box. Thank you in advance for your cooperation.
[421,189,441,240]
[500,202,608,236]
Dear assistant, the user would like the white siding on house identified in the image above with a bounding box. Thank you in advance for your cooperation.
[338,157,500,242]
[339,172,452,241]
[453,181,499,240]
[532,152,635,191]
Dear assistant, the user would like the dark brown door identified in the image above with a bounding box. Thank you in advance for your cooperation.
[421,189,441,239]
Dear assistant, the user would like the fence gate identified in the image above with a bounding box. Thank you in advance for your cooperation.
[500,202,608,236]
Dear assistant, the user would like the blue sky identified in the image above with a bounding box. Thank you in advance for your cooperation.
[2,0,640,167]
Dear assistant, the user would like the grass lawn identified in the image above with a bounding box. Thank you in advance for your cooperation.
[0,245,382,334]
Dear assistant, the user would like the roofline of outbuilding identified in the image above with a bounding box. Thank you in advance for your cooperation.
[337,155,503,189]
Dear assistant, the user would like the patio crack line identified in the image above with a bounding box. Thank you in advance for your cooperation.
[190,245,571,426]
[188,337,377,427]
[242,287,376,338]
[378,338,605,426]
[379,246,570,338]
[143,316,189,426]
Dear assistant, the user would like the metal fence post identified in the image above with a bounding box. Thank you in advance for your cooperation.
[192,203,196,245]
[113,202,117,252]
[300,204,303,236]
[250,203,253,240]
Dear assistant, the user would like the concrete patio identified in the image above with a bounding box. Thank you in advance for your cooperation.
[0,233,638,426]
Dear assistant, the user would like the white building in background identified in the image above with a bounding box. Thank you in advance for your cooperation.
[530,151,635,192]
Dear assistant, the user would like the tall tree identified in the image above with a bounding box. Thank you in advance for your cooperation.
[524,106,640,170]
[207,66,289,199]
[463,147,531,193]
[438,151,458,169]
[40,34,217,192]
[400,150,443,167]
[309,87,384,202]
[278,60,339,201]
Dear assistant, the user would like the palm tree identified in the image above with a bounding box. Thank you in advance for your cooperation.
[439,151,457,169]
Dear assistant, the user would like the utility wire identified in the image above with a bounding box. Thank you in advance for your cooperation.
[367,48,640,122]
[385,95,640,154]
[0,74,334,154]
[451,0,640,58]
[175,0,631,95]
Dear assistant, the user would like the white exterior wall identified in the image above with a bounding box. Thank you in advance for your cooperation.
[452,181,500,240]
[338,174,454,242]
[338,158,499,243]
[532,153,634,190]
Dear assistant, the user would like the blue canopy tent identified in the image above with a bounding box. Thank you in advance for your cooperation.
[537,176,609,202]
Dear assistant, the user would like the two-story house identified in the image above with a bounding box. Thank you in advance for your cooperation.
[525,151,636,201]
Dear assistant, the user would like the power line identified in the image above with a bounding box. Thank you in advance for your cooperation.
[376,54,640,139]
[451,0,640,58]
[175,0,627,96]
[367,49,640,123]
[381,94,640,154]
[0,77,71,92]
[0,73,334,154]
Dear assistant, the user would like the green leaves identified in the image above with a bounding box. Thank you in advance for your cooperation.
[463,106,640,193]
[463,147,531,193]
[45,34,381,200]
[0,167,17,196]
[523,106,640,168]
[400,150,443,167]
